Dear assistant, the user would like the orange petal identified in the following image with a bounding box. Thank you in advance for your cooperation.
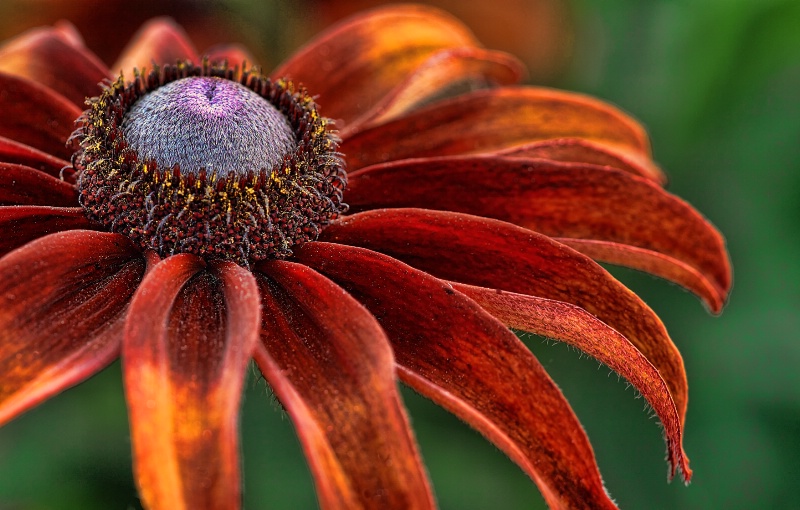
[0,72,82,160]
[0,230,142,426]
[123,255,259,510]
[252,261,435,510]
[0,136,70,177]
[341,87,651,170]
[113,17,199,78]
[346,156,730,311]
[321,209,689,422]
[296,242,619,509]
[272,5,479,127]
[341,47,524,136]
[454,282,690,480]
[0,24,110,106]
[312,0,573,83]
[0,162,78,206]
[496,138,667,184]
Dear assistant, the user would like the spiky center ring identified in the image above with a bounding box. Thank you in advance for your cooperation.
[72,61,347,266]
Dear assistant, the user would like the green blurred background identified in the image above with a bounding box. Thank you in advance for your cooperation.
[0,0,798,508]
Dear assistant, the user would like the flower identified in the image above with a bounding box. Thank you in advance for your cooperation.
[0,5,731,510]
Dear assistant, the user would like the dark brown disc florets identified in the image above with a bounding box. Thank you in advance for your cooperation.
[71,60,347,265]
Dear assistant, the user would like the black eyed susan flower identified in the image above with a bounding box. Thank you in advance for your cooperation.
[0,5,730,510]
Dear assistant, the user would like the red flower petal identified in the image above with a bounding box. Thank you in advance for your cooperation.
[0,206,95,258]
[253,261,435,510]
[203,44,255,68]
[295,242,618,510]
[0,136,70,177]
[0,72,82,160]
[321,209,689,422]
[341,47,524,136]
[346,156,730,311]
[113,17,199,78]
[0,230,142,425]
[272,5,479,127]
[558,239,727,314]
[453,282,690,480]
[496,138,667,184]
[52,20,87,49]
[0,163,78,206]
[0,24,110,107]
[123,255,259,510]
[341,87,651,170]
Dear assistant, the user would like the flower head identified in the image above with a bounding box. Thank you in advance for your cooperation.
[0,5,730,510]
[73,63,345,262]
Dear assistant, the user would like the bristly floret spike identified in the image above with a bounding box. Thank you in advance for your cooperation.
[71,60,347,266]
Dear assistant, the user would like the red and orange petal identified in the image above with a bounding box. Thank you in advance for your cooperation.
[339,46,525,137]
[254,261,435,509]
[320,209,690,425]
[203,44,256,68]
[296,242,621,508]
[341,87,652,170]
[0,22,109,107]
[272,5,481,127]
[0,72,80,159]
[123,254,259,510]
[310,0,574,83]
[346,155,730,312]
[112,17,198,78]
[0,206,95,258]
[0,135,71,176]
[0,162,77,206]
[454,282,690,480]
[0,230,143,426]
[495,138,667,184]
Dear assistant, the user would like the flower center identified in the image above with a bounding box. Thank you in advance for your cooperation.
[122,77,296,177]
[72,62,347,265]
